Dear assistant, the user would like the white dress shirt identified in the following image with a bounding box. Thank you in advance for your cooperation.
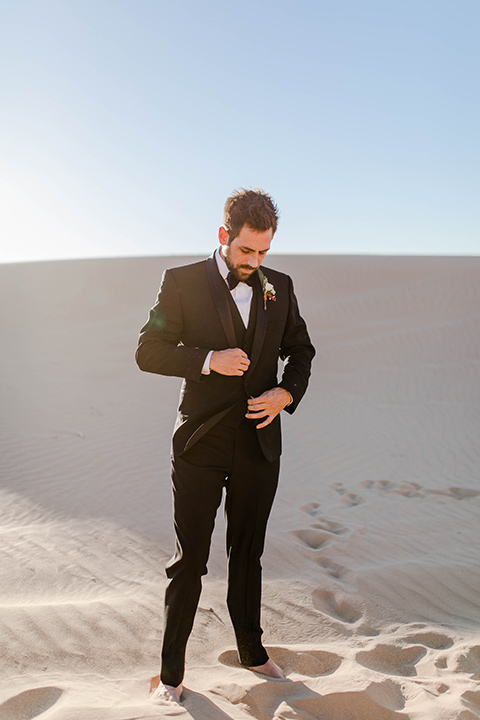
[215,247,253,327]
[202,249,254,375]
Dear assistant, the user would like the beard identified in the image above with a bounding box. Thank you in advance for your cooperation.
[221,246,256,283]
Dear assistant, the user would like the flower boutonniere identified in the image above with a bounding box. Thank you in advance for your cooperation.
[258,269,276,310]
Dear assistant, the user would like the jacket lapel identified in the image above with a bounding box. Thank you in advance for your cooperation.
[247,271,268,375]
[206,254,237,348]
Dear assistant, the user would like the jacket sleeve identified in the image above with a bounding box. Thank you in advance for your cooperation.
[135,269,210,381]
[277,275,316,413]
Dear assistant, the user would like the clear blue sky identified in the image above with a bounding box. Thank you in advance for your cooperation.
[1,0,479,262]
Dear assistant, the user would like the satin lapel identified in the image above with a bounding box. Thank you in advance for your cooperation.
[248,271,268,375]
[206,255,237,348]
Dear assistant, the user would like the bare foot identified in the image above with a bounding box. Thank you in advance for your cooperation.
[150,681,183,704]
[247,658,285,679]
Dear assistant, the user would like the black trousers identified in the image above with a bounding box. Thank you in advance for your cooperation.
[160,417,280,687]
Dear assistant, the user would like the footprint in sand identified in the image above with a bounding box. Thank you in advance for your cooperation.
[462,690,480,713]
[331,482,365,504]
[454,646,480,678]
[270,647,343,677]
[315,556,349,581]
[361,480,480,502]
[364,679,406,712]
[361,479,425,498]
[293,509,351,551]
[456,711,480,720]
[361,479,396,491]
[356,644,427,677]
[341,492,365,507]
[400,631,454,650]
[0,687,63,720]
[300,502,321,517]
[290,528,332,550]
[312,589,362,623]
[217,647,342,677]
[310,518,349,535]
[393,482,424,498]
[427,487,480,501]
[291,516,351,551]
[328,481,365,506]
[356,625,381,637]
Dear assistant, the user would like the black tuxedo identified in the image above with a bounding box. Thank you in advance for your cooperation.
[136,254,314,461]
[136,253,314,686]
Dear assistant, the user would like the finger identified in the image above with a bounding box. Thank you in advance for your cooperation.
[256,414,274,429]
[246,405,266,414]
[247,397,267,407]
[248,403,271,413]
[245,410,268,419]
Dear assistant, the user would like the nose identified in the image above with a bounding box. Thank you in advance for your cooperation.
[247,254,260,268]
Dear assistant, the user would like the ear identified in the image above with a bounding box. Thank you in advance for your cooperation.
[218,226,229,246]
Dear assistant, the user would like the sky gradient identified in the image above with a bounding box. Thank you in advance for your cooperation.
[1,0,479,262]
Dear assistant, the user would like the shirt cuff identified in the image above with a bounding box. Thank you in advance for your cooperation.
[201,350,214,375]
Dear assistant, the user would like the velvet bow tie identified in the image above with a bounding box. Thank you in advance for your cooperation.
[227,271,256,291]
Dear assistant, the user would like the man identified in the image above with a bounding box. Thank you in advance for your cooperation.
[136,188,315,704]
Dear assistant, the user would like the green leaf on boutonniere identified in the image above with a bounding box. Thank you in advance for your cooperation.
[258,269,277,310]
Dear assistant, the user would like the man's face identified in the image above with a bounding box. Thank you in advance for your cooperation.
[219,224,273,283]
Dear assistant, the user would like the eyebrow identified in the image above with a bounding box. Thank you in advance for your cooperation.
[240,246,269,253]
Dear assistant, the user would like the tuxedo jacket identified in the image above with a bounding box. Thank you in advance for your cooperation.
[136,254,315,463]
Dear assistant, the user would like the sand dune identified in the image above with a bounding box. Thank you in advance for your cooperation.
[1,255,479,719]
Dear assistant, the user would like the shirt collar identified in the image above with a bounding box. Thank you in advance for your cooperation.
[215,248,229,283]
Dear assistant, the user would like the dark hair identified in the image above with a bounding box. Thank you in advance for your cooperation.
[223,187,279,242]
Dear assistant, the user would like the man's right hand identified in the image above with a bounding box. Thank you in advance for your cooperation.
[210,348,250,376]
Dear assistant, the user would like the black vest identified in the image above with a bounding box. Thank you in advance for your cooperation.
[221,283,258,428]
[225,286,257,352]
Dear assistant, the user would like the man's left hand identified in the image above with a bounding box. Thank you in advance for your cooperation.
[246,388,292,429]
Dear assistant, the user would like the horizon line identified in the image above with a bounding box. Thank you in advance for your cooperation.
[2,251,480,266]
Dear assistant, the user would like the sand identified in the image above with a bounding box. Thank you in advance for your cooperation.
[1,254,479,720]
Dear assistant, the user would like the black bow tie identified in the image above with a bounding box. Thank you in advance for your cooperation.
[227,271,256,291]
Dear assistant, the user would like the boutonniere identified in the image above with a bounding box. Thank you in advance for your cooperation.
[258,269,276,310]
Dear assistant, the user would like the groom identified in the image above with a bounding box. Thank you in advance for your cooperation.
[136,188,315,703]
